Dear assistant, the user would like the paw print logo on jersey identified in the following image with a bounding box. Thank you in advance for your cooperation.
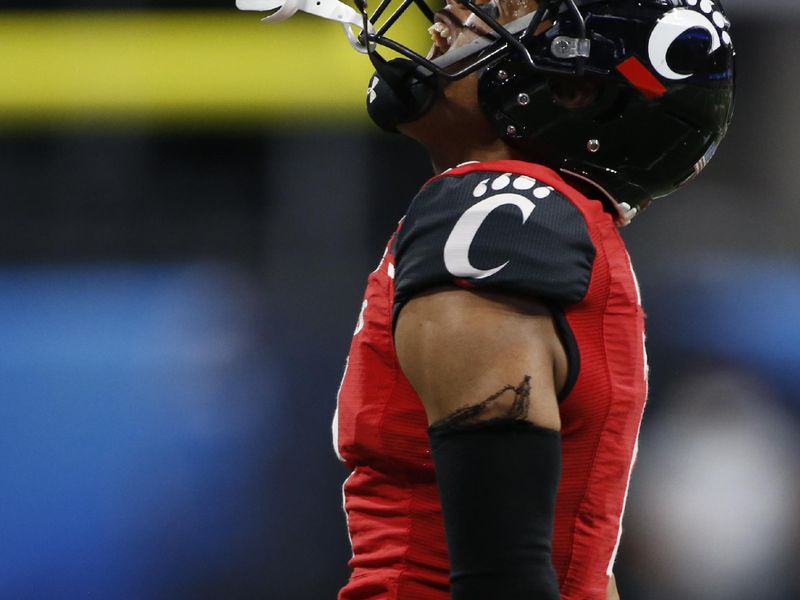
[648,0,732,81]
[470,173,554,200]
[444,174,553,280]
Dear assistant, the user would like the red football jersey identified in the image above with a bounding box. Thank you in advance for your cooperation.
[333,160,648,599]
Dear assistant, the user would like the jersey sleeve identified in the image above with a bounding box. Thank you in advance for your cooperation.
[393,170,596,321]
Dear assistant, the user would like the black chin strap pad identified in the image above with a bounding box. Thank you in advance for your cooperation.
[429,419,562,599]
[366,57,437,133]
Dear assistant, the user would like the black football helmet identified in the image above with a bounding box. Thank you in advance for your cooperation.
[359,0,735,223]
[238,0,735,222]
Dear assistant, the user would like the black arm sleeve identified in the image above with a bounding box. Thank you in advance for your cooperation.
[429,419,562,599]
[393,171,595,323]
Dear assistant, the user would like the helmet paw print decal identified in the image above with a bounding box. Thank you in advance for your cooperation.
[688,0,732,47]
[648,0,733,81]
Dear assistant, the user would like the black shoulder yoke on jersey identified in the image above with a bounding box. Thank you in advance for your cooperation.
[393,170,596,322]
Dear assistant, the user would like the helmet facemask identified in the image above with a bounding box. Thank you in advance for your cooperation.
[354,0,588,80]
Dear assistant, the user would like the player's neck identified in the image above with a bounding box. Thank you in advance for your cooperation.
[426,139,526,175]
[398,76,528,174]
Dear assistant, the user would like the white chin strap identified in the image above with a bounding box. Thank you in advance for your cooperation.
[236,0,374,53]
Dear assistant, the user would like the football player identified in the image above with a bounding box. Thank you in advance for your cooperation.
[239,0,735,598]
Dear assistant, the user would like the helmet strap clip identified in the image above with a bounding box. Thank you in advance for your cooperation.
[550,36,591,60]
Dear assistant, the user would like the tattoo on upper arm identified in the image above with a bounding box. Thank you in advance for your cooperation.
[430,375,532,430]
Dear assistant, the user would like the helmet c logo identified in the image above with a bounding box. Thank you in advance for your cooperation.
[648,8,721,80]
[443,194,535,280]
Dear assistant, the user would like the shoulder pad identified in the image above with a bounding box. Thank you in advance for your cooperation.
[394,170,596,319]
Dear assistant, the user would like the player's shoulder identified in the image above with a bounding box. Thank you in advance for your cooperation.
[412,160,611,222]
[393,160,602,314]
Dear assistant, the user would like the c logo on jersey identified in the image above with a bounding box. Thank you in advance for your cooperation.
[444,193,536,280]
[648,1,732,81]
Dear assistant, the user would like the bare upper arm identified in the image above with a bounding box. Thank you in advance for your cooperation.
[608,574,620,600]
[394,287,568,431]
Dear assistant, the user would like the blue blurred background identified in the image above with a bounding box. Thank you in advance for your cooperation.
[1,1,798,599]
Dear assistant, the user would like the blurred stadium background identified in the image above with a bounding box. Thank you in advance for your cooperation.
[1,1,798,599]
